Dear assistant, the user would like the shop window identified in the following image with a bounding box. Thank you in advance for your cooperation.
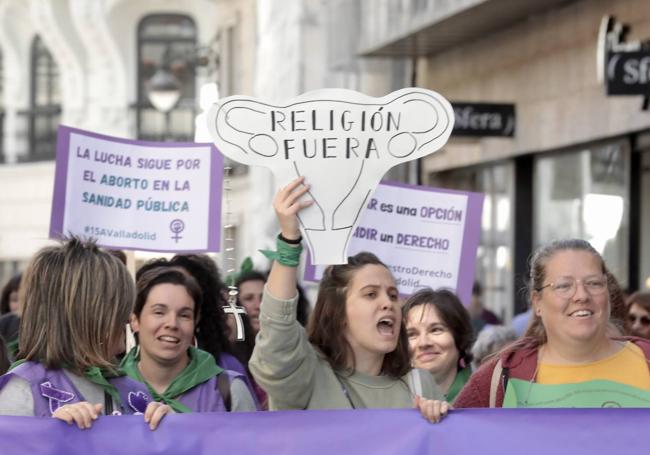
[428,162,515,322]
[534,140,630,287]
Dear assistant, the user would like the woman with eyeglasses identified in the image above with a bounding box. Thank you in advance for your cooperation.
[625,292,650,340]
[455,239,650,408]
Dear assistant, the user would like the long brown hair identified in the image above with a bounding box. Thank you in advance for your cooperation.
[18,237,134,375]
[307,252,410,378]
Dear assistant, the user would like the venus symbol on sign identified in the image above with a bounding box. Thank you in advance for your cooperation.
[170,219,185,243]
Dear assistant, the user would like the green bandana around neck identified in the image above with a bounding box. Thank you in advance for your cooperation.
[447,366,472,403]
[120,345,223,413]
[83,366,124,407]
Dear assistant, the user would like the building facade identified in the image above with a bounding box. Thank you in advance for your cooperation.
[0,0,257,283]
[360,0,650,320]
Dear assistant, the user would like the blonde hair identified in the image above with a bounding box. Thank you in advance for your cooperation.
[18,237,134,375]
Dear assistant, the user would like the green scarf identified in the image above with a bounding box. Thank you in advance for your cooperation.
[83,366,123,407]
[447,367,472,403]
[120,346,223,413]
[6,338,19,360]
[9,359,123,407]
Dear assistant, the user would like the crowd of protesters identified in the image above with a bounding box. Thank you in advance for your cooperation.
[0,176,648,430]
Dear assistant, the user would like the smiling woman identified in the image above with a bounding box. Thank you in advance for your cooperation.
[455,239,650,409]
[248,177,449,423]
[121,266,259,413]
[403,289,474,403]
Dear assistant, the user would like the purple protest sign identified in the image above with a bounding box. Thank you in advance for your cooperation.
[49,125,223,253]
[304,181,483,305]
[0,408,646,455]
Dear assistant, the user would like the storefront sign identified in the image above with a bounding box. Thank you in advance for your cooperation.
[451,102,515,137]
[605,51,650,95]
[49,126,223,253]
[598,15,650,99]
[304,181,483,305]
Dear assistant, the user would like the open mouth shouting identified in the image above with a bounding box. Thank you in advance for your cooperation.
[377,316,396,337]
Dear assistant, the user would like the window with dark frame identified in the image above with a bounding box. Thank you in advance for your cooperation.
[18,36,61,162]
[135,14,197,142]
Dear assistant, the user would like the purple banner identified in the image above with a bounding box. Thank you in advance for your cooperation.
[0,408,646,454]
[50,125,223,253]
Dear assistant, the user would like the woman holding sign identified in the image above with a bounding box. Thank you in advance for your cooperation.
[121,266,259,412]
[455,239,650,408]
[248,177,448,422]
[0,238,171,429]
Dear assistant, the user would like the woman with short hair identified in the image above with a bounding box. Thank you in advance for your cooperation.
[0,238,170,429]
[403,289,475,403]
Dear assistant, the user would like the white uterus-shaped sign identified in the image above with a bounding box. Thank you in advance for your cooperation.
[204,88,454,264]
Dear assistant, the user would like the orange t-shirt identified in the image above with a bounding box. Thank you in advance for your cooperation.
[537,342,650,390]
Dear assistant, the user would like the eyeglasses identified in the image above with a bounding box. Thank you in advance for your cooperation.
[628,314,650,326]
[535,275,608,298]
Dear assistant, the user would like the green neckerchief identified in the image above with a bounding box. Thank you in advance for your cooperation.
[83,366,123,407]
[7,338,19,360]
[447,367,472,403]
[9,359,123,407]
[120,346,223,413]
[9,358,26,370]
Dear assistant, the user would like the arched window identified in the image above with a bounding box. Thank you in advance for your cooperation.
[136,14,197,141]
[23,36,61,161]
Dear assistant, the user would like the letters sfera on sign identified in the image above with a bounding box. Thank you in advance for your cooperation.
[451,102,515,138]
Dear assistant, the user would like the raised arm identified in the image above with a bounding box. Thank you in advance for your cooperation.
[266,176,312,299]
[248,177,316,410]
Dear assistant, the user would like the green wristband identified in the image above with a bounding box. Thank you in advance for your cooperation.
[259,235,303,267]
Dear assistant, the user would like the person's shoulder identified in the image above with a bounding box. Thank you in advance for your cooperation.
[228,374,259,411]
[403,368,444,400]
[0,313,18,331]
[0,374,34,416]
[617,336,650,359]
[453,358,496,408]
[0,313,18,323]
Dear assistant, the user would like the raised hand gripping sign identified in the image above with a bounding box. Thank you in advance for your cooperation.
[203,88,454,264]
